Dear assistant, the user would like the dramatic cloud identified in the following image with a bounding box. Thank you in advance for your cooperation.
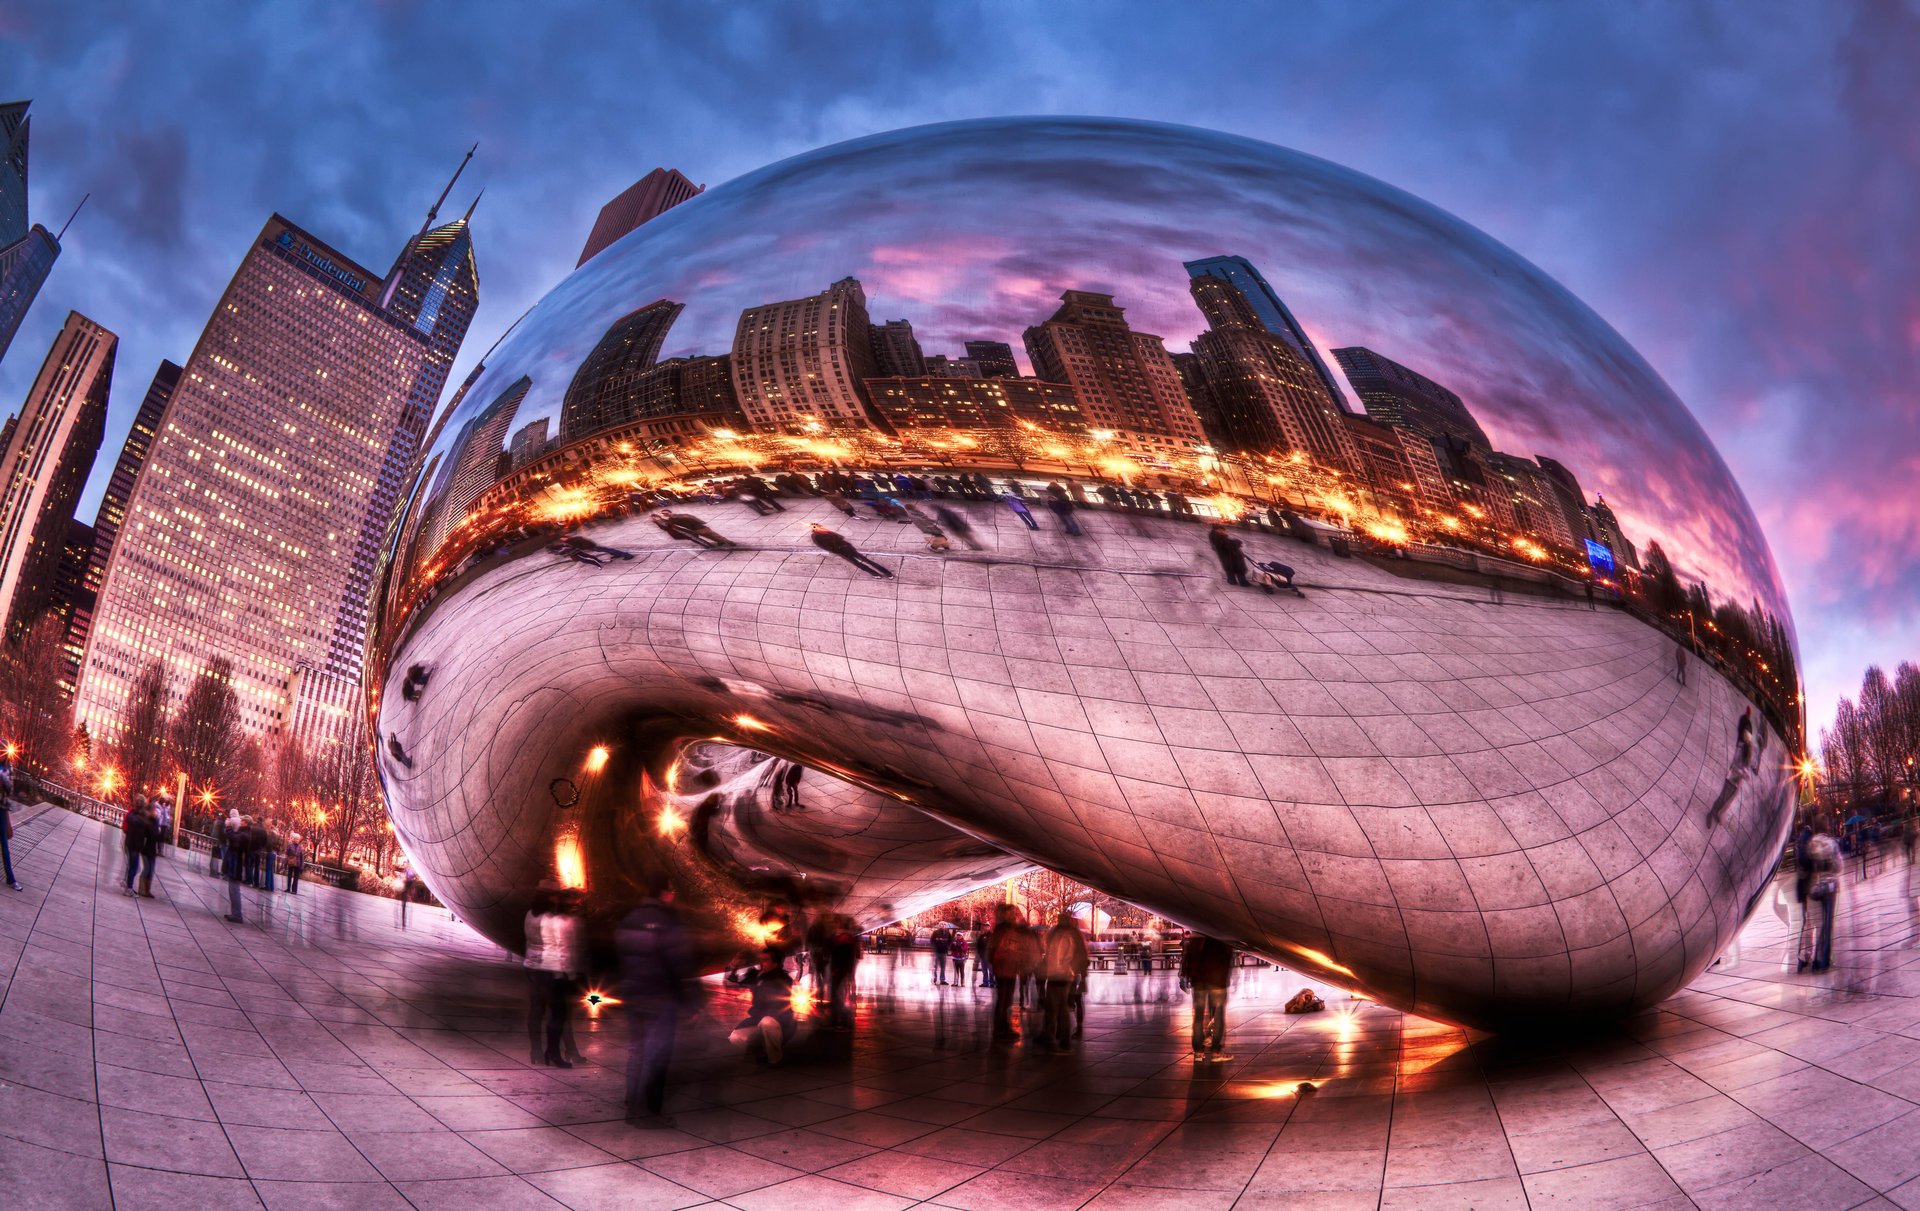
[0,0,1912,735]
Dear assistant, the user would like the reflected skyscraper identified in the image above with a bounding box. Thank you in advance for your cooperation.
[559,299,684,441]
[0,101,61,371]
[870,319,926,378]
[963,340,1018,379]
[0,312,114,640]
[1023,290,1203,449]
[77,190,479,749]
[1185,255,1347,411]
[732,277,878,430]
[1187,270,1358,471]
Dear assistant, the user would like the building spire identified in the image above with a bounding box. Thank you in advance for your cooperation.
[381,143,476,309]
[461,188,483,223]
[56,192,87,241]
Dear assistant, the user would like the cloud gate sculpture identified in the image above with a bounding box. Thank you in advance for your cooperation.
[366,118,1800,1030]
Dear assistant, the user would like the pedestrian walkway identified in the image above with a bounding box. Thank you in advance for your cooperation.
[4,808,1920,1209]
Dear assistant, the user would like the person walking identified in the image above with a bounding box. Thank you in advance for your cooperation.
[123,801,155,897]
[283,833,306,893]
[525,884,586,1066]
[1208,525,1250,587]
[1675,643,1689,686]
[929,922,955,985]
[932,505,982,550]
[398,860,421,927]
[1802,822,1841,972]
[213,808,240,877]
[1180,932,1235,1061]
[779,762,805,813]
[1045,485,1082,535]
[1040,911,1090,1050]
[987,905,1040,1043]
[251,817,274,892]
[0,754,17,890]
[825,912,861,1030]
[809,523,893,578]
[221,814,253,923]
[618,873,694,1127]
[1004,492,1039,530]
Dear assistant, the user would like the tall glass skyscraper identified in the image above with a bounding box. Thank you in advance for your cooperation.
[76,197,478,753]
[1183,255,1349,412]
[0,101,61,371]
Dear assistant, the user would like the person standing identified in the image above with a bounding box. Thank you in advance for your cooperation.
[283,833,306,894]
[987,905,1040,1043]
[1208,525,1250,587]
[780,762,805,813]
[525,884,585,1066]
[975,920,995,988]
[221,814,253,923]
[1180,933,1235,1061]
[1045,485,1082,536]
[251,816,274,893]
[932,505,982,550]
[1802,822,1841,972]
[618,873,693,1127]
[809,523,894,578]
[399,860,420,927]
[1040,911,1090,1050]
[825,913,861,1030]
[123,801,155,896]
[0,755,20,891]
[929,922,954,986]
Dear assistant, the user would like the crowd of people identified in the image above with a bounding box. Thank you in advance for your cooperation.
[508,877,1255,1128]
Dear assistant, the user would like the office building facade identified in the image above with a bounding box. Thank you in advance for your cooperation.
[0,312,114,643]
[732,277,879,430]
[577,168,703,266]
[1023,290,1203,450]
[77,211,476,748]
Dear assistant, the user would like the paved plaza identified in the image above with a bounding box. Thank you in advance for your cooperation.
[5,808,1920,1209]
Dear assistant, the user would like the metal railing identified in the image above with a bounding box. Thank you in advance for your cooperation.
[24,776,369,891]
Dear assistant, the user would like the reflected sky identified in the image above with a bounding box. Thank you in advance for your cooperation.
[435,117,1790,634]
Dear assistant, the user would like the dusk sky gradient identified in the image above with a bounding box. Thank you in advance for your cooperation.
[0,0,1913,739]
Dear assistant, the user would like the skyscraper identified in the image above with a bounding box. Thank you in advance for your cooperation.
[508,417,550,469]
[559,299,684,441]
[1184,256,1348,410]
[76,199,478,750]
[1331,346,1490,453]
[63,360,181,688]
[1186,272,1359,472]
[414,375,528,562]
[1023,290,1204,450]
[732,278,879,430]
[962,340,1018,379]
[0,312,114,641]
[1588,496,1639,570]
[870,319,926,377]
[577,168,703,267]
[0,101,61,370]
[1533,455,1595,551]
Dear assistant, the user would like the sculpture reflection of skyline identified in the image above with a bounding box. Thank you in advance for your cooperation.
[383,247,1800,744]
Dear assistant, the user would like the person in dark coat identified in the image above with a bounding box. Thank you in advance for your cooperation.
[987,904,1041,1042]
[283,833,307,894]
[618,874,694,1126]
[1180,933,1236,1060]
[0,755,18,891]
[123,802,159,898]
[809,523,893,578]
[728,951,798,1065]
[1208,525,1250,586]
[221,813,252,923]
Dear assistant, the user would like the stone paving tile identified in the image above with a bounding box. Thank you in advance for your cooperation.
[9,809,1920,1208]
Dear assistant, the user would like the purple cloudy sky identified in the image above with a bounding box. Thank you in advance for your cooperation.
[0,1,1913,738]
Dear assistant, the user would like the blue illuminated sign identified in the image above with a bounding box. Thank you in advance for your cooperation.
[1584,539,1615,576]
[274,229,368,292]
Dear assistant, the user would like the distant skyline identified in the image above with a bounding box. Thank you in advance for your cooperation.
[0,0,1912,739]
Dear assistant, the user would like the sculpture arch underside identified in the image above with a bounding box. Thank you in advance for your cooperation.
[373,497,1792,1032]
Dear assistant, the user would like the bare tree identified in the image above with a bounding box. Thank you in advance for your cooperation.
[0,612,76,779]
[311,736,382,865]
[117,660,172,801]
[170,658,242,797]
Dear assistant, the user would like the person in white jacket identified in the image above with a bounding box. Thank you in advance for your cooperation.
[525,882,586,1066]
